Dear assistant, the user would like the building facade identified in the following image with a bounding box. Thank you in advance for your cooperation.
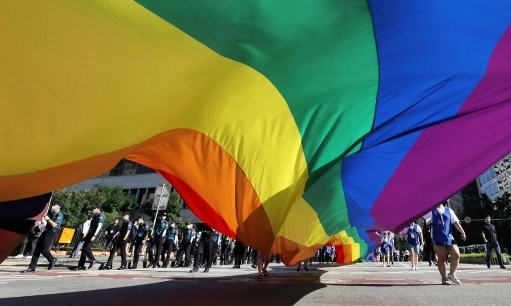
[64,159,202,223]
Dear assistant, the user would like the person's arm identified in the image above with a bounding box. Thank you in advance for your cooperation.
[123,223,131,241]
[482,229,487,243]
[453,222,466,241]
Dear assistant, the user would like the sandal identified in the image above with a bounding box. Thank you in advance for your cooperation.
[263,268,268,278]
[257,274,263,279]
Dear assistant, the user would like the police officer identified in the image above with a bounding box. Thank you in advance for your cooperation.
[131,215,149,269]
[76,204,105,270]
[210,230,219,266]
[105,212,132,270]
[22,201,65,273]
[190,230,209,272]
[162,221,178,268]
[147,213,168,268]
[175,222,193,267]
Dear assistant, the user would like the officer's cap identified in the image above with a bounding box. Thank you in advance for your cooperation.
[137,215,144,220]
[123,212,130,216]
[53,201,65,209]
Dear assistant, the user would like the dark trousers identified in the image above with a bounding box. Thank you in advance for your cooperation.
[203,239,214,269]
[424,243,436,264]
[29,230,57,270]
[175,239,191,266]
[193,243,204,270]
[486,240,504,266]
[107,239,128,268]
[132,237,145,268]
[234,247,246,267]
[147,236,165,266]
[162,239,175,267]
[20,235,39,256]
[78,233,96,267]
[251,249,258,265]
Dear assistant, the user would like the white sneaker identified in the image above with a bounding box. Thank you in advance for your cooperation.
[447,273,461,284]
[442,277,453,285]
[25,255,32,259]
[411,266,415,271]
[415,267,419,271]
[14,254,23,259]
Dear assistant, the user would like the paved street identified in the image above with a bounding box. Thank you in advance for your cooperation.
[1,258,510,305]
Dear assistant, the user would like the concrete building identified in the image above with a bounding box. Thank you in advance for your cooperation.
[64,159,202,223]
[478,152,511,201]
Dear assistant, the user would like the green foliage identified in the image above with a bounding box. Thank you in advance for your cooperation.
[461,192,511,248]
[460,253,508,259]
[52,185,142,228]
[138,190,183,221]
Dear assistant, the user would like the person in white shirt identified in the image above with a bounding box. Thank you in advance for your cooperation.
[70,215,92,258]
[424,203,466,285]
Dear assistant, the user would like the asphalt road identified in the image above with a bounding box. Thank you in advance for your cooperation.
[1,258,510,306]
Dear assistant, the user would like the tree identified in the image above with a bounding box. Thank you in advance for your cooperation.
[462,192,511,251]
[52,185,137,229]
[138,190,183,223]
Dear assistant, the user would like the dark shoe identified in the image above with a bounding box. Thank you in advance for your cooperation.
[117,267,126,270]
[429,262,432,266]
[76,266,86,270]
[48,258,58,270]
[189,268,198,273]
[88,260,97,269]
[487,262,491,268]
[296,267,301,271]
[304,266,308,271]
[105,265,112,270]
[251,264,257,269]
[21,268,35,273]
[131,265,137,269]
[203,268,209,273]
[162,265,168,268]
[501,265,507,269]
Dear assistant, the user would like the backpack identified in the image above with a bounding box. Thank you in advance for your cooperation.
[77,223,84,235]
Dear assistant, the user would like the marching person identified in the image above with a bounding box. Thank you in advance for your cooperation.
[482,215,507,269]
[76,204,105,270]
[69,215,92,258]
[162,221,178,268]
[131,215,149,269]
[174,222,193,267]
[406,221,423,271]
[100,218,120,256]
[15,219,45,259]
[147,212,168,268]
[22,201,65,273]
[105,212,132,270]
[424,202,466,285]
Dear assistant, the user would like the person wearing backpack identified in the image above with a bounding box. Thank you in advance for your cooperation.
[406,221,424,271]
[105,212,132,270]
[70,215,92,258]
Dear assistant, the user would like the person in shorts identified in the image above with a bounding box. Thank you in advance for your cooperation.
[406,221,423,271]
[424,202,466,285]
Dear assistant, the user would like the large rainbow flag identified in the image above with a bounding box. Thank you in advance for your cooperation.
[2,1,511,265]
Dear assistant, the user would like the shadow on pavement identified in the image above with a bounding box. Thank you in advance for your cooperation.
[0,266,328,306]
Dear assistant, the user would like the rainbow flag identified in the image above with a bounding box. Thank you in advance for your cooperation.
[2,1,511,265]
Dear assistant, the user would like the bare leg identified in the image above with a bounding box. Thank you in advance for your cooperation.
[447,245,460,274]
[434,246,447,278]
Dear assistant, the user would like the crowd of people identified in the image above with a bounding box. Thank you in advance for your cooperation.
[15,201,508,284]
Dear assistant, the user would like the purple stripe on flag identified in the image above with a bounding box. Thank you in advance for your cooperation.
[371,25,511,232]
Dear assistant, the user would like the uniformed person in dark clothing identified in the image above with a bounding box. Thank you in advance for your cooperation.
[175,222,193,267]
[131,215,149,269]
[210,230,219,265]
[76,204,105,270]
[190,230,210,272]
[233,240,247,269]
[105,212,132,270]
[147,213,168,268]
[482,215,506,269]
[162,221,178,268]
[22,201,65,273]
